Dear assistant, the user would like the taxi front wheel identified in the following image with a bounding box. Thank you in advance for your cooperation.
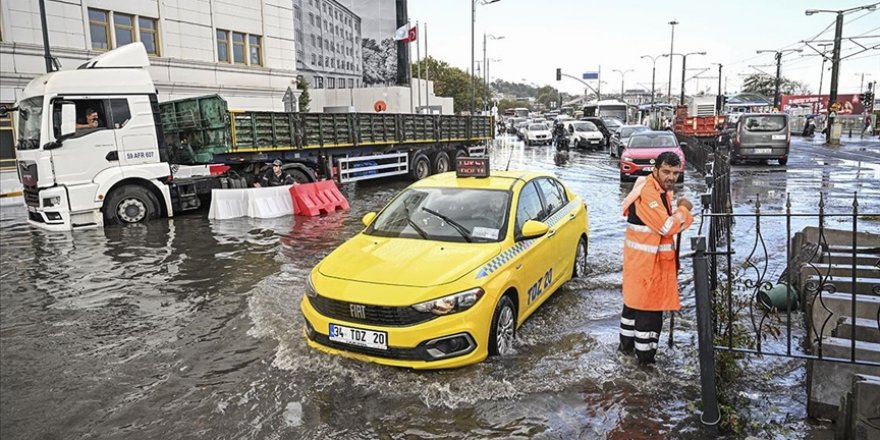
[572,236,588,278]
[488,295,516,357]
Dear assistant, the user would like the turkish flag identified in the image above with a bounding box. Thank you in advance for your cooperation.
[405,25,417,43]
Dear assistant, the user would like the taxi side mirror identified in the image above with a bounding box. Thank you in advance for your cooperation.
[362,212,377,227]
[520,220,549,240]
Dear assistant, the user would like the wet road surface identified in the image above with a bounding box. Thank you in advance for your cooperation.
[1,136,878,439]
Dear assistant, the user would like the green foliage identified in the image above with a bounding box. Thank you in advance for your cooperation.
[497,99,530,113]
[741,74,811,99]
[412,57,491,114]
[296,76,311,113]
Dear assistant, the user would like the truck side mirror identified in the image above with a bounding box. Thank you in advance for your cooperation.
[60,102,76,138]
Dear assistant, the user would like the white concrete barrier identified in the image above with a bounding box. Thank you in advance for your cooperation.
[208,185,294,220]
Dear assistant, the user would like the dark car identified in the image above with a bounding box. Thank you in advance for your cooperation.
[610,124,650,158]
[580,117,612,147]
[720,113,790,165]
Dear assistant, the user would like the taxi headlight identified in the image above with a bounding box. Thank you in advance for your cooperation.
[305,275,318,298]
[412,287,485,316]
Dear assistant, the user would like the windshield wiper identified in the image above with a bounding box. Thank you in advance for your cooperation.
[402,206,429,239]
[421,207,473,243]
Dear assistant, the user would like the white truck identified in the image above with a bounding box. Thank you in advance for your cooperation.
[4,43,492,231]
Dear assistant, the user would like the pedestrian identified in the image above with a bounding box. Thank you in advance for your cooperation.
[254,159,296,187]
[619,152,694,365]
[863,115,873,139]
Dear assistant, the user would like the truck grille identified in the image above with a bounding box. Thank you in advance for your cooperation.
[308,294,435,327]
[23,187,39,207]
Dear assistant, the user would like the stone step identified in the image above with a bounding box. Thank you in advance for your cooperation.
[821,252,880,266]
[803,275,880,296]
[806,337,880,419]
[826,245,880,255]
[832,317,880,344]
[807,292,880,341]
[800,264,879,280]
[850,374,880,440]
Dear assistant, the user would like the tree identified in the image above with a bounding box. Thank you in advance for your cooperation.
[413,57,490,114]
[296,76,311,113]
[535,86,560,110]
[363,38,397,86]
[497,99,530,113]
[742,74,811,98]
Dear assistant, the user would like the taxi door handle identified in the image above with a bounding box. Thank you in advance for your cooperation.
[567,213,576,222]
[516,263,523,270]
[548,229,557,237]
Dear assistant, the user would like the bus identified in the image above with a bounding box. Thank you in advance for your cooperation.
[583,100,629,122]
[513,107,530,118]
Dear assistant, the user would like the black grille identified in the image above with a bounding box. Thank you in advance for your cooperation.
[23,188,39,207]
[308,331,430,361]
[632,159,654,165]
[28,211,44,223]
[308,294,435,327]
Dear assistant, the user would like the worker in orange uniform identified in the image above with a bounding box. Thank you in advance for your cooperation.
[619,151,694,364]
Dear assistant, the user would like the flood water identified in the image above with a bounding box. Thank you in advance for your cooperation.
[1,136,878,439]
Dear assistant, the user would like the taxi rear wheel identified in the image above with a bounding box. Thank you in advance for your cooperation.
[572,236,588,278]
[489,295,516,357]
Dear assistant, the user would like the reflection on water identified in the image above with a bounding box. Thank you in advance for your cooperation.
[1,136,875,439]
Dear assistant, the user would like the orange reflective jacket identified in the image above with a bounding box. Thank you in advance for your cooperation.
[621,175,694,311]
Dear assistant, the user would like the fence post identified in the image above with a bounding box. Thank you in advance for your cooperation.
[692,235,721,427]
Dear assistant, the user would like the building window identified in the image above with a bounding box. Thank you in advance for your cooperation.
[324,40,329,50]
[309,13,314,26]
[311,34,316,47]
[330,59,335,68]
[348,79,354,88]
[139,17,158,55]
[316,77,324,89]
[248,35,261,66]
[295,30,303,44]
[113,13,134,47]
[0,102,15,171]
[328,77,335,89]
[311,53,316,64]
[89,9,111,50]
[231,32,245,64]
[217,29,229,62]
[294,6,302,20]
[318,57,322,66]
[325,56,329,66]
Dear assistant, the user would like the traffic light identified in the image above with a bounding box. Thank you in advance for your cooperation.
[556,68,561,81]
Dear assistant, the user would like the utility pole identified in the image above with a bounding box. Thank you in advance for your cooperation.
[756,48,802,109]
[38,0,56,73]
[667,20,679,103]
[713,63,723,112]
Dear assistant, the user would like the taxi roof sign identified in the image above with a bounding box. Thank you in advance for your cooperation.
[456,157,490,178]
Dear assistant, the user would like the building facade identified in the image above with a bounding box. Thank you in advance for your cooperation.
[294,0,362,90]
[0,0,299,168]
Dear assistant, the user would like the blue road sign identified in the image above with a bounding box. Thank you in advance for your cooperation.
[582,72,599,80]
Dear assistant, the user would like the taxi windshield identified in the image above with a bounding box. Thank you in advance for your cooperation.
[367,187,510,242]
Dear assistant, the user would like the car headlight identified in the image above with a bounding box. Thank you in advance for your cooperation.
[412,287,485,316]
[622,156,635,162]
[305,274,318,298]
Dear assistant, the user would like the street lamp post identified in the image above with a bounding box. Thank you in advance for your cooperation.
[667,20,679,103]
[613,69,633,103]
[663,51,706,105]
[756,48,803,109]
[711,62,723,112]
[471,0,501,115]
[641,54,662,110]
[483,34,504,109]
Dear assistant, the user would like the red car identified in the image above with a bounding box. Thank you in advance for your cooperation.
[619,131,686,182]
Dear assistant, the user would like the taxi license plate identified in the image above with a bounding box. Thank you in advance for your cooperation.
[329,324,387,350]
[754,148,772,154]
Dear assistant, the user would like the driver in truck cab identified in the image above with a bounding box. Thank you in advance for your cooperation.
[76,108,101,130]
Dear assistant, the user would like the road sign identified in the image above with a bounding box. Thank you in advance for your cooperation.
[582,72,599,80]
[374,100,387,112]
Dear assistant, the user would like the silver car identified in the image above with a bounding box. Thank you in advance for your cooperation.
[723,113,790,165]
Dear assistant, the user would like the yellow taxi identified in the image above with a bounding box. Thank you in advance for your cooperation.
[300,161,590,369]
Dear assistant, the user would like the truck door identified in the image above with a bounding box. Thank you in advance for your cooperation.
[49,97,121,207]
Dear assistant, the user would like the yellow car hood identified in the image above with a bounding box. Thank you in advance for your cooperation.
[317,234,502,287]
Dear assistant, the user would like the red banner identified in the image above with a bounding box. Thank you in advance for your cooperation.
[779,94,866,115]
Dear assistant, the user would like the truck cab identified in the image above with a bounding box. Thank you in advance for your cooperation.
[12,43,173,231]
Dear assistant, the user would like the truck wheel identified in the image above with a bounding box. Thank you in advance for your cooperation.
[104,185,159,225]
[452,149,468,170]
[430,151,451,174]
[409,152,431,180]
[779,157,788,166]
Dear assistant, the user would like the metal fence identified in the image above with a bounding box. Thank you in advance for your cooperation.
[689,185,880,427]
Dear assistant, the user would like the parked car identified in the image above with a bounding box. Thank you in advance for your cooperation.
[515,122,529,140]
[564,121,605,150]
[610,125,650,158]
[580,117,613,147]
[619,131,686,182]
[720,113,790,165]
[525,123,552,145]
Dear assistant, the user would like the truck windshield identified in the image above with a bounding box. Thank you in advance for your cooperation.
[17,97,44,150]
[367,187,510,242]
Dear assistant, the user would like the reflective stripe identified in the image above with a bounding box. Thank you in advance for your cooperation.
[634,331,659,340]
[627,223,653,234]
[635,341,658,351]
[626,240,658,254]
[620,317,635,326]
[658,216,676,235]
[620,329,635,337]
[658,244,675,252]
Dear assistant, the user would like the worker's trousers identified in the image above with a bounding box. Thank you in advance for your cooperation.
[619,304,663,364]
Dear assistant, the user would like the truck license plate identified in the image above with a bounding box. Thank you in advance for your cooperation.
[771,134,786,140]
[329,324,387,350]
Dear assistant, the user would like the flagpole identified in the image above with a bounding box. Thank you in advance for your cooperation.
[408,26,414,114]
[424,22,430,111]
[416,20,422,111]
